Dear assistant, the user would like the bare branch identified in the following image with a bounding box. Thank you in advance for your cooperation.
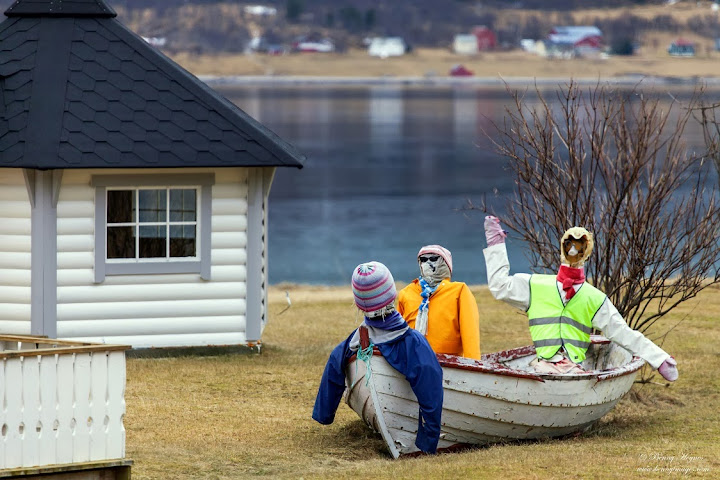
[477,81,720,332]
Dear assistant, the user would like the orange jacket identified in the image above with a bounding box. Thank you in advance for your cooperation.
[397,279,481,360]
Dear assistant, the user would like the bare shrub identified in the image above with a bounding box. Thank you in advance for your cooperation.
[693,97,720,189]
[477,81,720,334]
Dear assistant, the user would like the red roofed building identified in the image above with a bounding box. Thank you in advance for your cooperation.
[668,38,695,57]
[472,26,497,50]
[546,26,604,58]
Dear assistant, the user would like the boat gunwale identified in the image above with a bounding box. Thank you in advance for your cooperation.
[348,336,645,383]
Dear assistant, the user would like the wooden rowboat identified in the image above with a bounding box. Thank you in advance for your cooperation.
[345,335,644,458]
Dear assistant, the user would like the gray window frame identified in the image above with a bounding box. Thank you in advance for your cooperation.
[92,174,214,283]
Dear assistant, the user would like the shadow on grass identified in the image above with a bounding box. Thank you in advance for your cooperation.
[585,386,684,439]
[126,342,328,359]
[329,420,391,459]
[331,421,497,460]
[625,387,685,407]
[127,344,262,358]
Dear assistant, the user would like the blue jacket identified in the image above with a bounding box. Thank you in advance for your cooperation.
[312,327,443,454]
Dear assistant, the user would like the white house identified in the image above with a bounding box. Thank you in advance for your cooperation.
[368,37,408,58]
[453,34,479,55]
[294,37,335,52]
[244,5,277,16]
[0,0,304,350]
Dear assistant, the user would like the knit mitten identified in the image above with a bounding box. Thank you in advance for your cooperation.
[484,215,507,247]
[658,357,678,382]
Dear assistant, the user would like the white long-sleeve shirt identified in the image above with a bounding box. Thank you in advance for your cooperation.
[483,243,670,369]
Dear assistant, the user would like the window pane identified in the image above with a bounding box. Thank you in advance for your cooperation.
[170,225,196,257]
[139,189,167,223]
[139,225,166,258]
[107,226,135,258]
[170,189,196,222]
[107,190,134,223]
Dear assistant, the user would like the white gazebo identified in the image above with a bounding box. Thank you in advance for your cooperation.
[0,0,304,350]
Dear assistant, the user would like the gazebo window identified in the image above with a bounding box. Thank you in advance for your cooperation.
[107,188,198,260]
[92,174,214,283]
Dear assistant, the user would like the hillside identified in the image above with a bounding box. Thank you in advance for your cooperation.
[0,0,710,55]
[1,1,718,79]
[114,0,720,54]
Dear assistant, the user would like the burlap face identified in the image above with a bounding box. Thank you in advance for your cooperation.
[560,227,594,267]
[419,256,451,286]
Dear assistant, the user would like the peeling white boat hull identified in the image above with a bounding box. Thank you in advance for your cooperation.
[345,336,644,458]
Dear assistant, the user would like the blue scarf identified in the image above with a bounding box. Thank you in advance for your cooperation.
[418,277,439,316]
[364,310,407,331]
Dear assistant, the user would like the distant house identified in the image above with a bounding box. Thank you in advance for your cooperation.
[248,36,288,55]
[0,0,304,349]
[668,39,695,57]
[453,34,479,55]
[368,37,408,58]
[520,39,536,52]
[548,26,603,47]
[534,41,547,57]
[293,37,335,53]
[546,26,604,58]
[521,39,547,56]
[472,26,497,50]
[244,5,277,16]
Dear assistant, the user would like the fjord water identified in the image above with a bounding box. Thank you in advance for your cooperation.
[219,84,710,286]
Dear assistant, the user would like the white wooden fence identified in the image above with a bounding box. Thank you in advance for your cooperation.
[0,335,129,470]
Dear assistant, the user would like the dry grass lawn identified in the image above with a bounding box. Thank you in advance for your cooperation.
[124,283,720,479]
[127,5,720,474]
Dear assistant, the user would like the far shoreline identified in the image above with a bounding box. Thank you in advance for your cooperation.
[201,73,720,88]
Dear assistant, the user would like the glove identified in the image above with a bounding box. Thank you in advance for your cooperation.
[658,357,678,382]
[484,215,507,247]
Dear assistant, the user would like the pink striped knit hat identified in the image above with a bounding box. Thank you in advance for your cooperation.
[351,261,397,313]
[417,244,453,273]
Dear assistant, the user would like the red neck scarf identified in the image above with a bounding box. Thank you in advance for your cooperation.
[556,265,585,300]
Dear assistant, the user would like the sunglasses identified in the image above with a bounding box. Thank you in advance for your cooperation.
[419,255,440,263]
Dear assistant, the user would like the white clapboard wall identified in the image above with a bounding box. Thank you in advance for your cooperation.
[0,336,128,469]
[0,170,32,335]
[56,168,250,348]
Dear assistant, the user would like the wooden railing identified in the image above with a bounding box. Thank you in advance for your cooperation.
[0,335,130,470]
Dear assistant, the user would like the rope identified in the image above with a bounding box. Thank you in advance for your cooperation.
[356,343,375,387]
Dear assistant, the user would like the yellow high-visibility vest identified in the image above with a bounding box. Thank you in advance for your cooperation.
[527,274,606,363]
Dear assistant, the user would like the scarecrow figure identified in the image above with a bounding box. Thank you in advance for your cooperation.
[397,245,481,360]
[312,261,444,454]
[483,216,678,381]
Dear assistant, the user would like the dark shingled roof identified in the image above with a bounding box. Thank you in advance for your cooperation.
[0,0,304,169]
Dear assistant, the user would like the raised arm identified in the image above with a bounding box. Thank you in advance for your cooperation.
[483,216,531,310]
